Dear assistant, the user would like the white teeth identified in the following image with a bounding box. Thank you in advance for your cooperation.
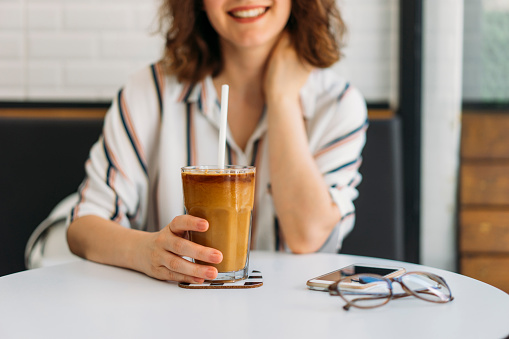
[230,7,267,18]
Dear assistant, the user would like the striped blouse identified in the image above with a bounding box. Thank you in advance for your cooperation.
[69,63,368,253]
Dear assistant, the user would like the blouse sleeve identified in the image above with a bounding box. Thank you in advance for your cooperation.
[312,83,368,252]
[68,67,161,230]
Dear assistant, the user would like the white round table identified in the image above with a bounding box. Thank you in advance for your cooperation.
[1,251,508,339]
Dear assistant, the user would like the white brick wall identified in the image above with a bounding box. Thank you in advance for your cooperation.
[337,0,399,103]
[0,0,397,102]
[0,33,23,58]
[0,61,24,86]
[28,32,97,58]
[0,3,23,30]
[27,4,61,30]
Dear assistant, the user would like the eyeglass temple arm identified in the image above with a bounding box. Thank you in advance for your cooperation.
[341,294,396,311]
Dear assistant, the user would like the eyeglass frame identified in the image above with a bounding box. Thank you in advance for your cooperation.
[328,271,455,311]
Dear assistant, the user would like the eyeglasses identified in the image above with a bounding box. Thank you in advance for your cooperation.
[328,271,454,311]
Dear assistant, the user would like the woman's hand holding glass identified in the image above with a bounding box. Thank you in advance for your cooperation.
[139,215,223,283]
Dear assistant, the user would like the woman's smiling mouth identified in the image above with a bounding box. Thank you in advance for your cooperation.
[229,7,269,19]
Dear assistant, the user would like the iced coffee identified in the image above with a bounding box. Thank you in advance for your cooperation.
[181,165,255,281]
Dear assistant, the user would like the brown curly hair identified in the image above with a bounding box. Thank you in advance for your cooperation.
[158,0,346,83]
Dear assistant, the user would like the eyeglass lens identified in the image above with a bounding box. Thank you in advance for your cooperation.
[400,273,452,302]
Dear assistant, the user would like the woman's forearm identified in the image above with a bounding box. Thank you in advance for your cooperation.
[67,215,150,272]
[267,97,341,254]
[67,215,222,282]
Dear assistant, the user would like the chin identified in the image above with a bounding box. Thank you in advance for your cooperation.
[230,32,280,49]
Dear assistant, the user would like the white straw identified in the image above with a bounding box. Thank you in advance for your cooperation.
[217,84,229,169]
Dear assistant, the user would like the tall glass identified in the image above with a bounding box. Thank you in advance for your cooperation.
[181,165,256,282]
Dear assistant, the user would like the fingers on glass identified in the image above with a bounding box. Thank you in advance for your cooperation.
[400,272,453,303]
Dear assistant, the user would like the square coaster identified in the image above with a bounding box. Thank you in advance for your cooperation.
[178,270,263,289]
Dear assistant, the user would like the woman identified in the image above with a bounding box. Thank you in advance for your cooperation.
[67,0,367,284]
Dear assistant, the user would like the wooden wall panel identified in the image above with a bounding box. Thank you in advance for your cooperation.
[460,210,509,253]
[0,108,107,119]
[459,112,509,294]
[461,256,509,293]
[461,113,509,160]
[460,163,509,205]
[0,108,393,120]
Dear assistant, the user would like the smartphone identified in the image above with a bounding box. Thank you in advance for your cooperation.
[306,263,406,291]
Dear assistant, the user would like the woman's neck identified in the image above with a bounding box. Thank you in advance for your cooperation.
[211,38,277,150]
[213,38,276,99]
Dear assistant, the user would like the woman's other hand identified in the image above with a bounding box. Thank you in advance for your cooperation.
[263,32,313,104]
[139,215,223,283]
[261,32,341,254]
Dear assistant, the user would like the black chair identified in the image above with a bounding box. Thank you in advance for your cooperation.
[0,115,404,276]
[0,117,103,276]
[340,117,405,260]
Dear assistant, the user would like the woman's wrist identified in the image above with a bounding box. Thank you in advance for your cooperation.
[125,229,154,274]
[266,96,305,129]
[68,215,152,274]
